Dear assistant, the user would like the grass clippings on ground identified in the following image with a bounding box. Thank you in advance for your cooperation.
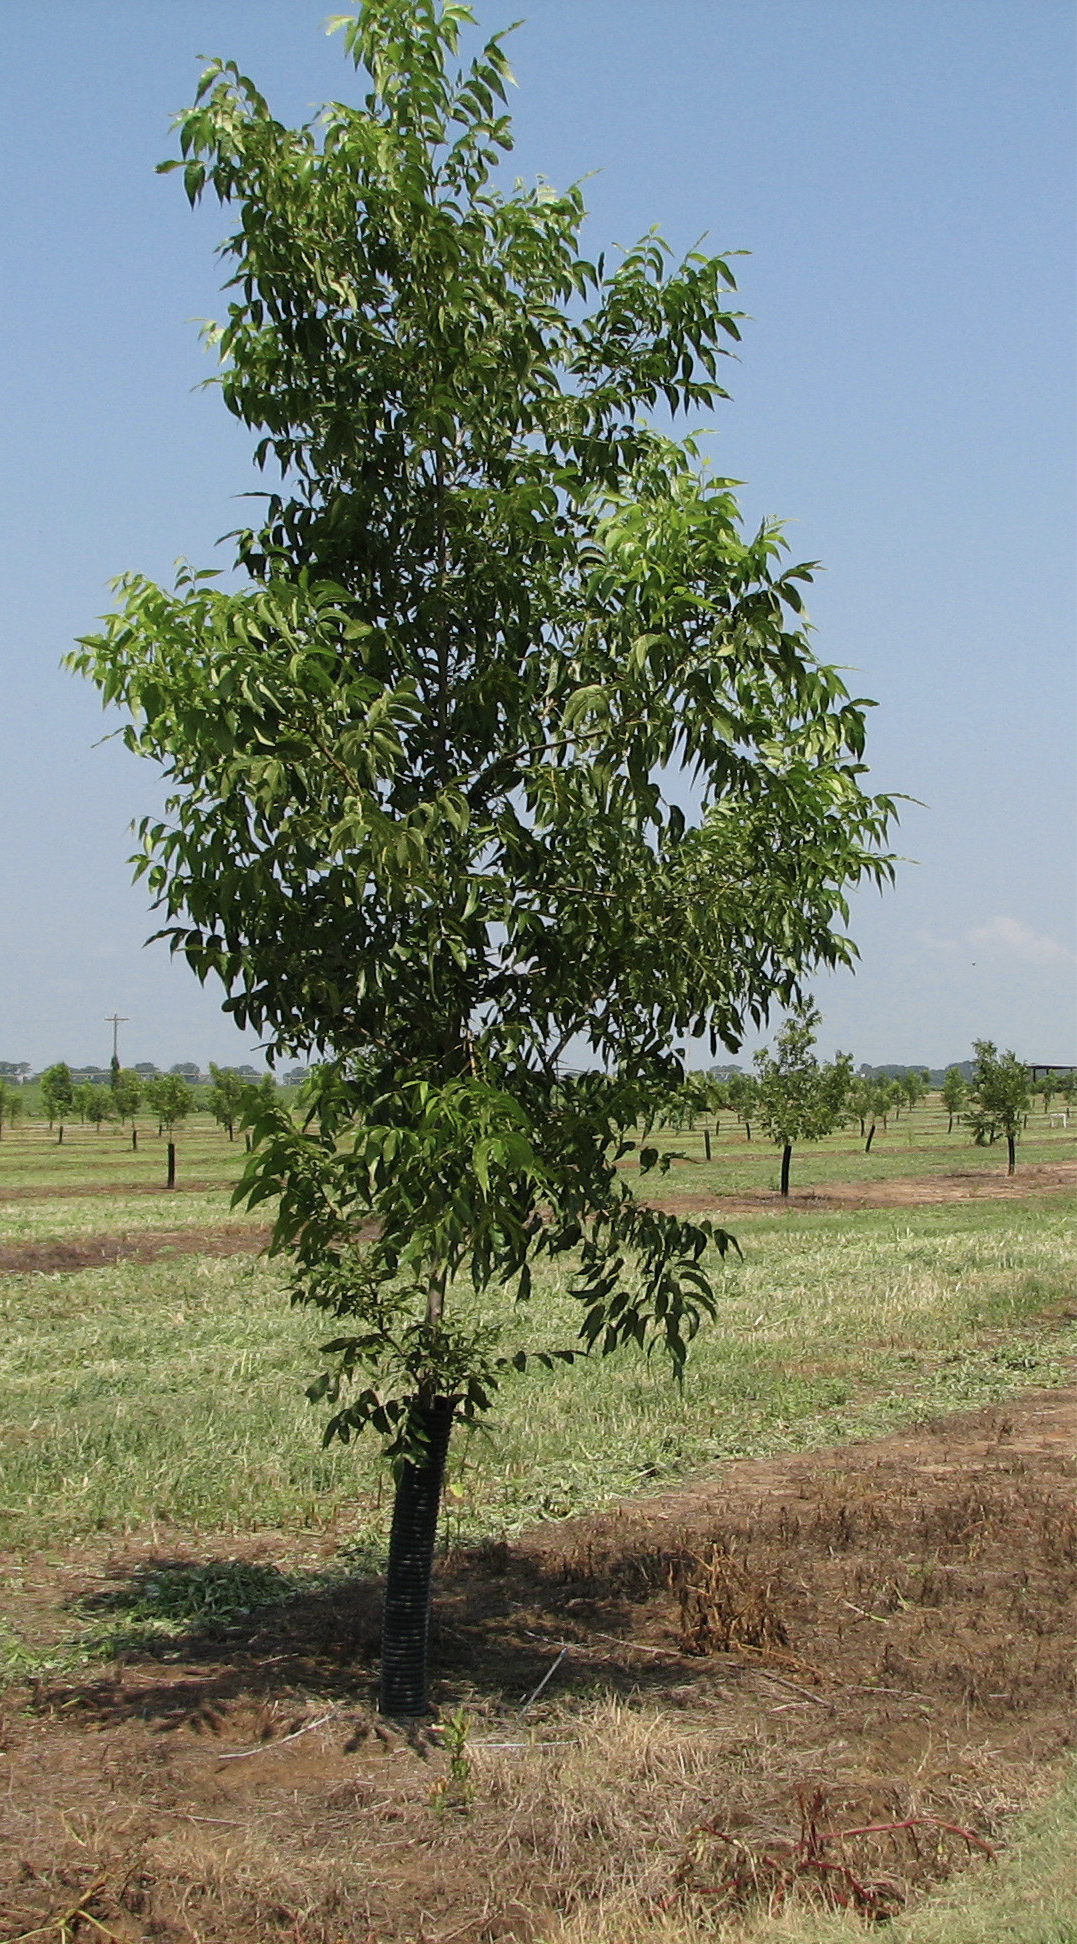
[0,1195,1073,1553]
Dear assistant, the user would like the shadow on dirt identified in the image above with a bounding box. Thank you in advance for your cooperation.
[42,1534,719,1729]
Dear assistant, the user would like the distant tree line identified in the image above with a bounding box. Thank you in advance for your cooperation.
[0,1062,303,1145]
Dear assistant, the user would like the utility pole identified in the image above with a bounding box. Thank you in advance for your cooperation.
[105,1014,128,1089]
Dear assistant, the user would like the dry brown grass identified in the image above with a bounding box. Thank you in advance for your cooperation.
[0,1387,1071,1942]
[2,1696,1051,1944]
[544,1757,1077,1944]
[675,1543,790,1660]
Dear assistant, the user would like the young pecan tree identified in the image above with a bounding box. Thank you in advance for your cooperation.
[72,0,895,1714]
[754,1001,853,1194]
[966,1041,1031,1175]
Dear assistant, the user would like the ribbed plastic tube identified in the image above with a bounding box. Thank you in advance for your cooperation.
[378,1396,455,1717]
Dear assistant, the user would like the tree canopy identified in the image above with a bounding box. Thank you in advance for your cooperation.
[112,1069,144,1124]
[144,1072,194,1134]
[71,0,896,1712]
[966,1041,1031,1175]
[208,1063,247,1140]
[753,1001,853,1193]
[941,1064,968,1132]
[39,1063,74,1134]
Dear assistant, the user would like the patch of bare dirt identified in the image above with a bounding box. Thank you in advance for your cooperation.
[0,1177,229,1203]
[659,1159,1077,1217]
[4,1161,1071,1280]
[0,1224,272,1276]
[0,1388,1072,1942]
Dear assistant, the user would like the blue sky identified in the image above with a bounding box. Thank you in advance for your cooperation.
[1,0,1073,1074]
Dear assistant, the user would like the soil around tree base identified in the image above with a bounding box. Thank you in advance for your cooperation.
[0,1385,1072,1943]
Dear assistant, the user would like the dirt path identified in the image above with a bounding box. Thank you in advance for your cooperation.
[1,1160,1072,1278]
[0,1223,273,1276]
[0,1176,230,1203]
[0,1385,1072,1942]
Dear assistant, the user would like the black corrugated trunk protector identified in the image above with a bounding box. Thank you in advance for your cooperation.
[780,1142,792,1196]
[379,1395,456,1718]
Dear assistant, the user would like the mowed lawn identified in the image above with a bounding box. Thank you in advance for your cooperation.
[0,1113,249,1197]
[2,1094,1073,1199]
[640,1099,1075,1194]
[0,1105,1072,1558]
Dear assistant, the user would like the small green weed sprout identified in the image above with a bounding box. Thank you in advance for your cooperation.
[430,1707,474,1815]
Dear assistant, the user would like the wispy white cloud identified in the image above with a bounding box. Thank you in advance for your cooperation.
[966,916,1073,967]
[915,916,1073,968]
[914,928,960,959]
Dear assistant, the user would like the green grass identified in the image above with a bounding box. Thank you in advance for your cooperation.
[0,1195,1071,1558]
[0,1556,306,1678]
[644,1101,1075,1197]
[454,1197,1076,1533]
[0,1189,266,1246]
[0,1113,248,1194]
[0,1114,264,1244]
[0,1252,356,1547]
[1,1112,1071,1938]
[3,1099,1072,1204]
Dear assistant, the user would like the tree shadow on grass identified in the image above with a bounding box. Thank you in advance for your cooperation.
[38,1529,731,1730]
[52,1552,384,1715]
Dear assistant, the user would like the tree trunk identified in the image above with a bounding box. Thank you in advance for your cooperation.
[947,1112,953,1133]
[780,1143,792,1196]
[703,1128,711,1161]
[1007,1132,1016,1176]
[166,1141,176,1189]
[744,1120,751,1142]
[57,1123,64,1145]
[865,1123,875,1153]
[132,1128,138,1150]
[379,1394,456,1716]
